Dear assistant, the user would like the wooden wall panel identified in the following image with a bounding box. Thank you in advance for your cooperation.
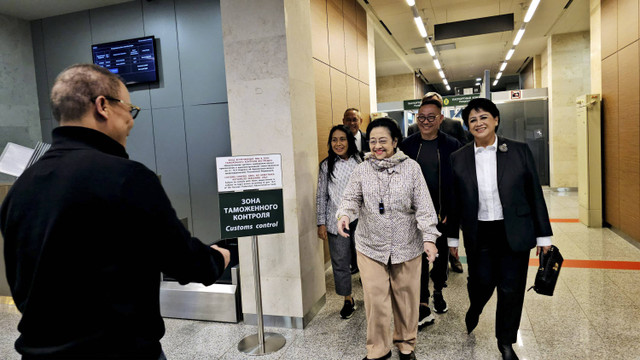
[602,54,620,227]
[356,3,369,83]
[327,0,345,72]
[330,68,347,126]
[346,76,360,110]
[311,0,329,63]
[602,0,618,59]
[618,0,638,50]
[359,82,370,129]
[617,42,640,239]
[314,60,332,162]
[343,0,358,79]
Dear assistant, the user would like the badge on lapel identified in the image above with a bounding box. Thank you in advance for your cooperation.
[498,143,508,152]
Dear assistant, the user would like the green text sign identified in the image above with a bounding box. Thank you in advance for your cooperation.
[442,94,480,107]
[219,189,284,239]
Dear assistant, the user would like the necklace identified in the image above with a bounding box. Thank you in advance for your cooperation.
[376,168,393,214]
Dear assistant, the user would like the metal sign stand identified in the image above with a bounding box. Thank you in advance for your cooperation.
[237,235,286,355]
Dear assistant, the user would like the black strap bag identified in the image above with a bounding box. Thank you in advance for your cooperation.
[528,245,563,296]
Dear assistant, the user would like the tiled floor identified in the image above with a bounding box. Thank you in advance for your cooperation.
[1,189,640,359]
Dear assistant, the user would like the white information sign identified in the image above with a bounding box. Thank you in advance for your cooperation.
[216,154,283,192]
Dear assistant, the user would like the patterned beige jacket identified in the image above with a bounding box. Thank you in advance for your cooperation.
[337,151,441,264]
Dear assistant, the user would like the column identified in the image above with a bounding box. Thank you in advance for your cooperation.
[220,0,325,328]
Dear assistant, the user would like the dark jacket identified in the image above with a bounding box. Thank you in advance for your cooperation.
[358,129,370,154]
[0,126,226,358]
[450,137,553,254]
[399,131,461,238]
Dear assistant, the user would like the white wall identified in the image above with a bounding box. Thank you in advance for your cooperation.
[0,14,41,182]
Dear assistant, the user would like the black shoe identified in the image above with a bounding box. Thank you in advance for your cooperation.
[362,350,391,360]
[399,351,416,360]
[450,255,463,273]
[418,305,435,329]
[498,341,519,360]
[433,290,448,314]
[340,298,357,319]
[465,310,479,334]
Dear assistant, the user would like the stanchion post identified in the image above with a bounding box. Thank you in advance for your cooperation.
[252,235,266,353]
[237,236,285,355]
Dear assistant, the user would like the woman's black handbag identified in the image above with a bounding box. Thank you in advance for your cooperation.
[528,245,563,296]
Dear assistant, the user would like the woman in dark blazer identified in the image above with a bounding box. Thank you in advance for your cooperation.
[450,98,552,360]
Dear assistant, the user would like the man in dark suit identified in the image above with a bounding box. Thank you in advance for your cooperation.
[343,108,370,155]
[342,108,368,274]
[450,98,552,360]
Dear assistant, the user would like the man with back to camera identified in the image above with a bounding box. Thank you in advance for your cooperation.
[0,64,230,359]
[407,92,467,274]
[399,98,461,330]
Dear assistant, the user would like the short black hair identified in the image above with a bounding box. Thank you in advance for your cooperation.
[419,98,442,111]
[366,117,403,147]
[461,98,500,130]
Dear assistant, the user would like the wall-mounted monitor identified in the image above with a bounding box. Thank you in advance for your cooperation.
[92,36,158,85]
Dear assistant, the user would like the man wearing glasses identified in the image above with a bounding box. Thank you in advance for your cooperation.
[399,98,461,331]
[408,92,467,275]
[0,64,230,359]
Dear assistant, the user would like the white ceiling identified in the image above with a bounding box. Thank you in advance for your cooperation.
[0,0,589,93]
[368,0,590,91]
[0,0,133,20]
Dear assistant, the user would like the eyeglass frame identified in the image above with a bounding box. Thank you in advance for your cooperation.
[416,114,441,123]
[368,137,391,146]
[91,96,141,119]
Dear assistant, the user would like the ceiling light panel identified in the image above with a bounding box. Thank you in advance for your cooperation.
[414,17,427,38]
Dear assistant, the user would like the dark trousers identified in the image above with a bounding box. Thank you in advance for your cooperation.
[328,232,354,296]
[349,219,359,270]
[419,233,449,303]
[466,221,530,344]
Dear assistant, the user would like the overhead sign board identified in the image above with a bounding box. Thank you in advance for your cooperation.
[442,94,480,107]
[216,154,285,239]
[403,99,422,110]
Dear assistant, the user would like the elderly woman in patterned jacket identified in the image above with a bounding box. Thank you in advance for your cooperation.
[317,125,362,320]
[337,117,440,360]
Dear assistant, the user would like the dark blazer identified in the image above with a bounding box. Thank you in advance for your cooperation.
[440,118,472,144]
[358,129,370,153]
[450,137,552,254]
[399,131,461,238]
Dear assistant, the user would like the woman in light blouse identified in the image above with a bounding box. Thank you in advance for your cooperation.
[337,117,440,360]
[316,125,362,320]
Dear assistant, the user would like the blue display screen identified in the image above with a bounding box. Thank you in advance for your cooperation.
[92,36,158,85]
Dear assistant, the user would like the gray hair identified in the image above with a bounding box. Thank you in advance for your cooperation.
[50,64,123,122]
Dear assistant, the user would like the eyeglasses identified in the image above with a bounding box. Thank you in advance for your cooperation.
[416,115,439,123]
[92,96,141,119]
[368,138,390,146]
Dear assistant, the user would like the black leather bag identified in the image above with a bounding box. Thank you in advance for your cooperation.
[528,245,563,296]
